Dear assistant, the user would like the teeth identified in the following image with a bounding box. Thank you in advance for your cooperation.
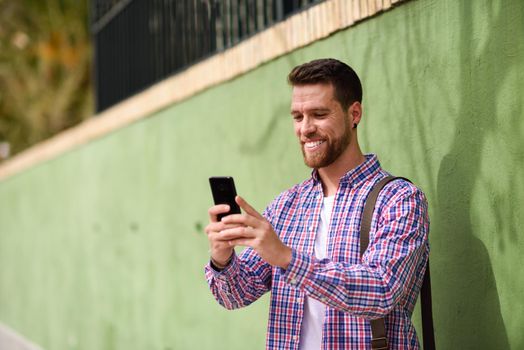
[305,141,324,148]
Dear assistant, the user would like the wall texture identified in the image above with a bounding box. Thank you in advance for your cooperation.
[1,0,523,349]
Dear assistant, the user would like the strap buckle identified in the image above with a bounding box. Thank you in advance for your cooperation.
[371,336,388,350]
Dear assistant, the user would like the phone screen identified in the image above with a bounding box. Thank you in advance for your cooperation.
[209,177,241,221]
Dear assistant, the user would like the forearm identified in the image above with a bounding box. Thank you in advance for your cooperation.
[281,244,427,319]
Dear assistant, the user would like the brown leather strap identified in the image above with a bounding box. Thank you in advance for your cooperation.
[369,319,388,349]
[421,263,436,350]
[361,176,436,350]
[360,176,410,350]
[360,176,410,257]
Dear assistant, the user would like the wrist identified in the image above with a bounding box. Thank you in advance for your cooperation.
[210,253,233,271]
[278,246,293,270]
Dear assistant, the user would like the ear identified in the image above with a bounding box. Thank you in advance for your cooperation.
[347,101,362,127]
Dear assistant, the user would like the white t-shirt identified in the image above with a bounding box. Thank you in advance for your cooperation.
[299,195,335,350]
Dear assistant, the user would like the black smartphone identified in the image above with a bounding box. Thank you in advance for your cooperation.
[209,176,241,221]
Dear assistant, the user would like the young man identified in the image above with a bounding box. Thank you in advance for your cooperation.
[205,58,429,349]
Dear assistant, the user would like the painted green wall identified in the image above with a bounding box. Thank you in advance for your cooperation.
[1,0,523,348]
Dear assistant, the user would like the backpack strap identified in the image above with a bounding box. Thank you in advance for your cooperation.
[360,176,435,350]
[421,263,436,350]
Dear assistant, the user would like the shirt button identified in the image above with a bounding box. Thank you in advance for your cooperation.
[293,335,299,342]
[289,278,297,285]
[296,297,303,303]
[320,297,327,303]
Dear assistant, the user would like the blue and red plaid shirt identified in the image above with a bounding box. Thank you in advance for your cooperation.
[205,154,430,349]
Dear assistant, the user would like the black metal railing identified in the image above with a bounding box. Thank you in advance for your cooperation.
[91,0,325,112]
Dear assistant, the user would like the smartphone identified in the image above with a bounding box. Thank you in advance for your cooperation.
[209,176,241,221]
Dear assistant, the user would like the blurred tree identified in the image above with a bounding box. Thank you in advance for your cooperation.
[0,0,93,160]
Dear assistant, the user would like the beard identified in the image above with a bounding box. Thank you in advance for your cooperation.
[301,117,352,169]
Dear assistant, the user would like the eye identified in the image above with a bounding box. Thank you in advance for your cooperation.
[292,114,303,122]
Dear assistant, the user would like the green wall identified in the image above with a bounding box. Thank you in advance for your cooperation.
[1,0,523,348]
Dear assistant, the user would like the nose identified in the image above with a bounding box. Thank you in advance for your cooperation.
[300,117,316,136]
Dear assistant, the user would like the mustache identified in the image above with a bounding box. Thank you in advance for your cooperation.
[300,134,325,143]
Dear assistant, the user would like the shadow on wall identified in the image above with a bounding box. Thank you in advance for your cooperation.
[401,0,522,348]
[434,1,523,348]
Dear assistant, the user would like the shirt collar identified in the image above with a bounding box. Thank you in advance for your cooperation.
[310,154,381,188]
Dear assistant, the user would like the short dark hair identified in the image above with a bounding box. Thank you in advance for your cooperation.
[287,58,362,109]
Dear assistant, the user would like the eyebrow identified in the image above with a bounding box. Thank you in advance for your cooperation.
[290,107,330,115]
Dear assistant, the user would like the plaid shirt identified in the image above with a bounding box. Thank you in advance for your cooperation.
[205,154,429,349]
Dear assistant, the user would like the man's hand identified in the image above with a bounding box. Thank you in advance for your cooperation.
[205,204,236,267]
[219,196,292,269]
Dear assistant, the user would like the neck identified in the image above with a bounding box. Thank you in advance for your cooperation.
[317,144,365,196]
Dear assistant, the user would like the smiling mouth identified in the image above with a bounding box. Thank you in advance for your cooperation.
[304,140,325,149]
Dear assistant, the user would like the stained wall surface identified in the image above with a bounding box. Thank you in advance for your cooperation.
[1,0,523,349]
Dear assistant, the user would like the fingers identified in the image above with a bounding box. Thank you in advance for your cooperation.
[206,204,245,265]
[221,212,258,227]
[219,226,256,240]
[206,197,264,254]
[226,238,252,248]
[210,238,234,251]
[205,221,240,235]
[236,196,264,219]
[208,204,230,222]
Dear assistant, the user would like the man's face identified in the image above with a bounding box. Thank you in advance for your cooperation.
[290,83,353,169]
